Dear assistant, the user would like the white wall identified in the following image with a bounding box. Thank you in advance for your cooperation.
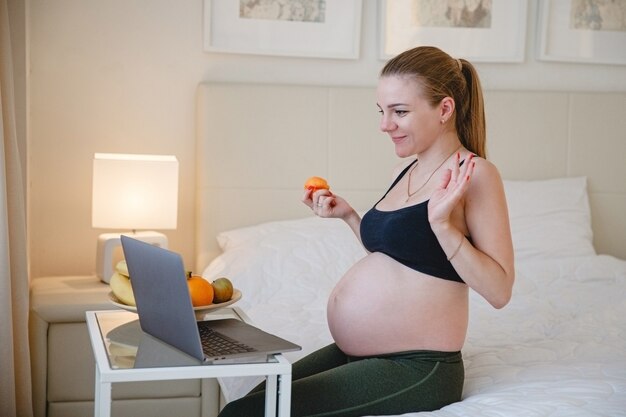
[27,0,626,278]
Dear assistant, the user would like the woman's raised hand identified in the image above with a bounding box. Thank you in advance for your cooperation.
[428,153,475,226]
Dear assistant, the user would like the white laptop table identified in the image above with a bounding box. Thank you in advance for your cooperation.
[86,308,292,417]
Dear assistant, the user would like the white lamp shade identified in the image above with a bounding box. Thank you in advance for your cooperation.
[92,153,178,230]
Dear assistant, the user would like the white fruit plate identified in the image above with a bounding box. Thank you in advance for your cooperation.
[107,288,242,313]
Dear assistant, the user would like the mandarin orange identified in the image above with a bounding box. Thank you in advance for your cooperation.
[304,176,330,191]
[187,275,214,306]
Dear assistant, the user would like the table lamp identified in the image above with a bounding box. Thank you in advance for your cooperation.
[92,153,179,283]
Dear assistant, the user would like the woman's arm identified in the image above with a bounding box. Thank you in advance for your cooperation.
[429,156,515,309]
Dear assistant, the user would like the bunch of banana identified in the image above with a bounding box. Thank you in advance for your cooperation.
[109,260,136,306]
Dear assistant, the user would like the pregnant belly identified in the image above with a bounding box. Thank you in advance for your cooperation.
[327,252,468,356]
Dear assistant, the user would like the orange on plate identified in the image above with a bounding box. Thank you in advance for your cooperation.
[187,276,214,306]
[304,176,330,191]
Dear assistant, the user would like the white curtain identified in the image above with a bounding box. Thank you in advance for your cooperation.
[1,0,33,415]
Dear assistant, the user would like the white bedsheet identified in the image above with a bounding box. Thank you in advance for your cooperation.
[205,251,626,416]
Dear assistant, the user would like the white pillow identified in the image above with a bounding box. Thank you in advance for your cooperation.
[504,177,595,260]
[204,216,366,310]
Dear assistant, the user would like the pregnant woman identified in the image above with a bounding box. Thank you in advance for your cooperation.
[219,45,514,417]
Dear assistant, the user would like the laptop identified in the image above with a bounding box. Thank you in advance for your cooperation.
[120,235,301,364]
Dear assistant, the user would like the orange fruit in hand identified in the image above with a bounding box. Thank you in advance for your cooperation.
[187,275,214,306]
[304,176,330,191]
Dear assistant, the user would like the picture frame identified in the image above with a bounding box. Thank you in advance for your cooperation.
[538,0,626,65]
[203,0,362,59]
[379,0,528,62]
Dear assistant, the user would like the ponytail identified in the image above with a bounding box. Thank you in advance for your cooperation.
[457,59,486,158]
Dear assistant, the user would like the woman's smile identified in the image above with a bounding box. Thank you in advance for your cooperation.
[391,135,407,144]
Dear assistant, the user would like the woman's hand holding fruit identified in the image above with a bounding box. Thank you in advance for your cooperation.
[302,176,357,221]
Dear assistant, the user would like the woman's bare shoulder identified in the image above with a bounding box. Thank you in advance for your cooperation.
[468,156,503,183]
[463,156,506,205]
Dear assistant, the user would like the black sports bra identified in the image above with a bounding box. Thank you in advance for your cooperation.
[360,160,466,283]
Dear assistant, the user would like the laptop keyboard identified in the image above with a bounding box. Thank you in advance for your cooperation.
[197,322,256,357]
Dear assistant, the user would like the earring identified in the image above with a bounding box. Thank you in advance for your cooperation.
[441,119,446,124]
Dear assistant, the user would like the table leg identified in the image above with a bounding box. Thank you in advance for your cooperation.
[277,371,292,417]
[265,374,278,416]
[94,365,112,417]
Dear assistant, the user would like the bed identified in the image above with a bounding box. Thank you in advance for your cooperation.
[194,82,626,416]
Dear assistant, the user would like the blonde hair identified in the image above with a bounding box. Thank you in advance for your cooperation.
[380,46,486,158]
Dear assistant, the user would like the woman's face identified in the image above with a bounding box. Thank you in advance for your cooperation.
[376,75,442,158]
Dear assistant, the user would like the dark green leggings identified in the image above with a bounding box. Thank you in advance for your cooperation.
[218,343,464,417]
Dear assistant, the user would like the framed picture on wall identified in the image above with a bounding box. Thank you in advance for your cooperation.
[203,0,362,59]
[538,0,626,65]
[379,0,528,62]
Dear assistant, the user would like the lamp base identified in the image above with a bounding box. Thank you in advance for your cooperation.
[96,231,168,283]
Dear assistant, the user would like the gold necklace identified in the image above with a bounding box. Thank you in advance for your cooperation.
[406,145,462,202]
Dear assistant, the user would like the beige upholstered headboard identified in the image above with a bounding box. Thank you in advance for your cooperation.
[195,82,626,270]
